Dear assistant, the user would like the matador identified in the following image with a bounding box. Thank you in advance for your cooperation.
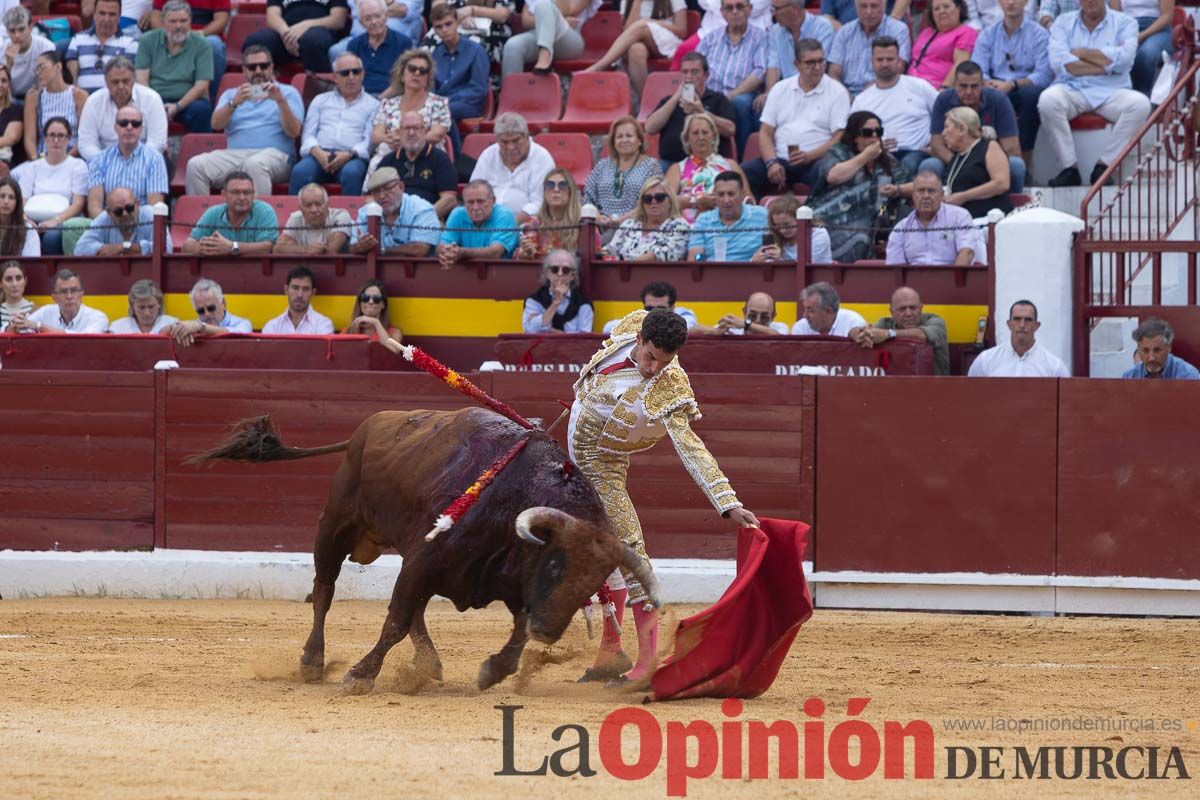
[568,308,758,686]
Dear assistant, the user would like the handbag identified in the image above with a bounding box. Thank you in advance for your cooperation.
[1150,52,1180,106]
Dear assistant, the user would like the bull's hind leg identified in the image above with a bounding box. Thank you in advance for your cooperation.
[300,511,357,683]
[477,601,530,691]
[342,571,422,695]
[410,599,444,682]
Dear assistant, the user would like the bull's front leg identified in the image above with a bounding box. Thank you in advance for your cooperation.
[477,605,529,691]
[343,574,420,695]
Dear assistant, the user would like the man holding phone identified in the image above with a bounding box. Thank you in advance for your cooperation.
[184,44,306,196]
[740,38,848,199]
[645,51,736,165]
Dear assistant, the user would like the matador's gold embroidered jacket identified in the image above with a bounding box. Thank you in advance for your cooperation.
[567,310,742,534]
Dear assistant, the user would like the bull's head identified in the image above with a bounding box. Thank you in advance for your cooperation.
[515,506,662,644]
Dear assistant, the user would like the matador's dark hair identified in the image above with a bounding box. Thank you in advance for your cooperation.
[640,308,687,353]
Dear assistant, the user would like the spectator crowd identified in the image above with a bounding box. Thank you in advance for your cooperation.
[0,0,1191,378]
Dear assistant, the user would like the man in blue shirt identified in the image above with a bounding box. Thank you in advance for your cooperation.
[75,188,173,255]
[973,0,1052,168]
[922,61,1028,192]
[1038,0,1150,187]
[184,45,306,195]
[1122,318,1200,379]
[85,106,168,218]
[827,0,912,95]
[329,0,423,66]
[764,0,835,95]
[181,171,278,256]
[429,3,489,123]
[437,179,520,265]
[350,167,442,256]
[687,171,769,262]
[345,0,412,96]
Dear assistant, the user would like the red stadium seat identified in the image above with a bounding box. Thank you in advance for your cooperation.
[648,11,700,70]
[225,14,265,71]
[460,132,496,161]
[553,12,623,72]
[480,73,562,133]
[329,195,367,219]
[638,71,682,122]
[291,72,335,107]
[171,195,225,250]
[742,133,763,162]
[263,195,300,228]
[1070,113,1108,131]
[235,1,268,13]
[217,73,247,99]
[533,133,593,185]
[551,72,632,133]
[171,133,228,195]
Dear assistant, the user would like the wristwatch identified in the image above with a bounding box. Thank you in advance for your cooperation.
[887,328,896,340]
[231,241,240,255]
[744,319,753,333]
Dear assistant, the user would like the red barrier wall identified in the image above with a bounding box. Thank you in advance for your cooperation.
[0,370,155,550]
[1057,379,1200,579]
[814,377,1058,574]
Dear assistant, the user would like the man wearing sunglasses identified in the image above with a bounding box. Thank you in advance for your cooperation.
[84,107,167,218]
[75,186,173,256]
[134,0,215,135]
[695,291,789,335]
[167,278,253,347]
[349,166,440,256]
[185,44,304,196]
[377,110,457,221]
[77,56,169,162]
[243,0,349,74]
[288,53,379,197]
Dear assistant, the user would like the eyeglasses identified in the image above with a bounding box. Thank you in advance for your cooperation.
[116,118,143,128]
[110,204,136,216]
[722,3,747,10]
[800,57,826,67]
[642,192,669,204]
[244,61,272,72]
[45,132,69,140]
[406,64,430,76]
[195,304,219,314]
[547,265,574,275]
[746,311,773,323]
[54,286,83,296]
[544,179,569,191]
[859,127,883,137]
[359,293,384,304]
[335,67,364,77]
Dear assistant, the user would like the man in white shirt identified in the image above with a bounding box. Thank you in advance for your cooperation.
[741,38,849,198]
[600,281,698,334]
[790,281,867,335]
[469,112,555,222]
[850,35,940,175]
[261,266,335,335]
[11,269,109,334]
[289,53,380,197]
[77,56,168,162]
[968,299,1071,377]
[696,291,790,335]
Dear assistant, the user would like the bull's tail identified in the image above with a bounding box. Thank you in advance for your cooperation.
[185,415,349,466]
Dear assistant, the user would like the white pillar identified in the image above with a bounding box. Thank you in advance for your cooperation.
[993,207,1084,372]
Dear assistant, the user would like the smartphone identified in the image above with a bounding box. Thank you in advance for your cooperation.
[681,83,696,104]
[787,144,800,160]
[249,83,269,100]
[762,233,775,247]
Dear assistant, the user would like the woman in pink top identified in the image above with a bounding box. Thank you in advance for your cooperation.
[908,0,977,89]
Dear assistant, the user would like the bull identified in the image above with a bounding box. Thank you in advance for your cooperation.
[193,408,660,695]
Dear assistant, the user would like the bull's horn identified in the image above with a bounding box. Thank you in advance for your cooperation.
[619,544,664,609]
[515,507,577,546]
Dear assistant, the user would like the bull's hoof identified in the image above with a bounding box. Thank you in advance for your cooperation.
[577,652,632,683]
[341,674,376,695]
[299,661,325,683]
[413,653,444,683]
[477,658,506,691]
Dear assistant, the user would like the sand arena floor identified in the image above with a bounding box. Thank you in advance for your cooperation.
[1,598,1197,799]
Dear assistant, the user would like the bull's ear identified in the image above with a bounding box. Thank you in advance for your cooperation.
[515,507,577,546]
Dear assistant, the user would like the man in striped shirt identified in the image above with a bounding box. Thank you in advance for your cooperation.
[696,0,769,158]
[84,106,167,217]
[66,0,139,94]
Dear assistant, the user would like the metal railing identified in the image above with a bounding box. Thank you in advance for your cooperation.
[1074,17,1200,374]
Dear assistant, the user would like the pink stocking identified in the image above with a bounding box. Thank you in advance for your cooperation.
[623,602,659,682]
